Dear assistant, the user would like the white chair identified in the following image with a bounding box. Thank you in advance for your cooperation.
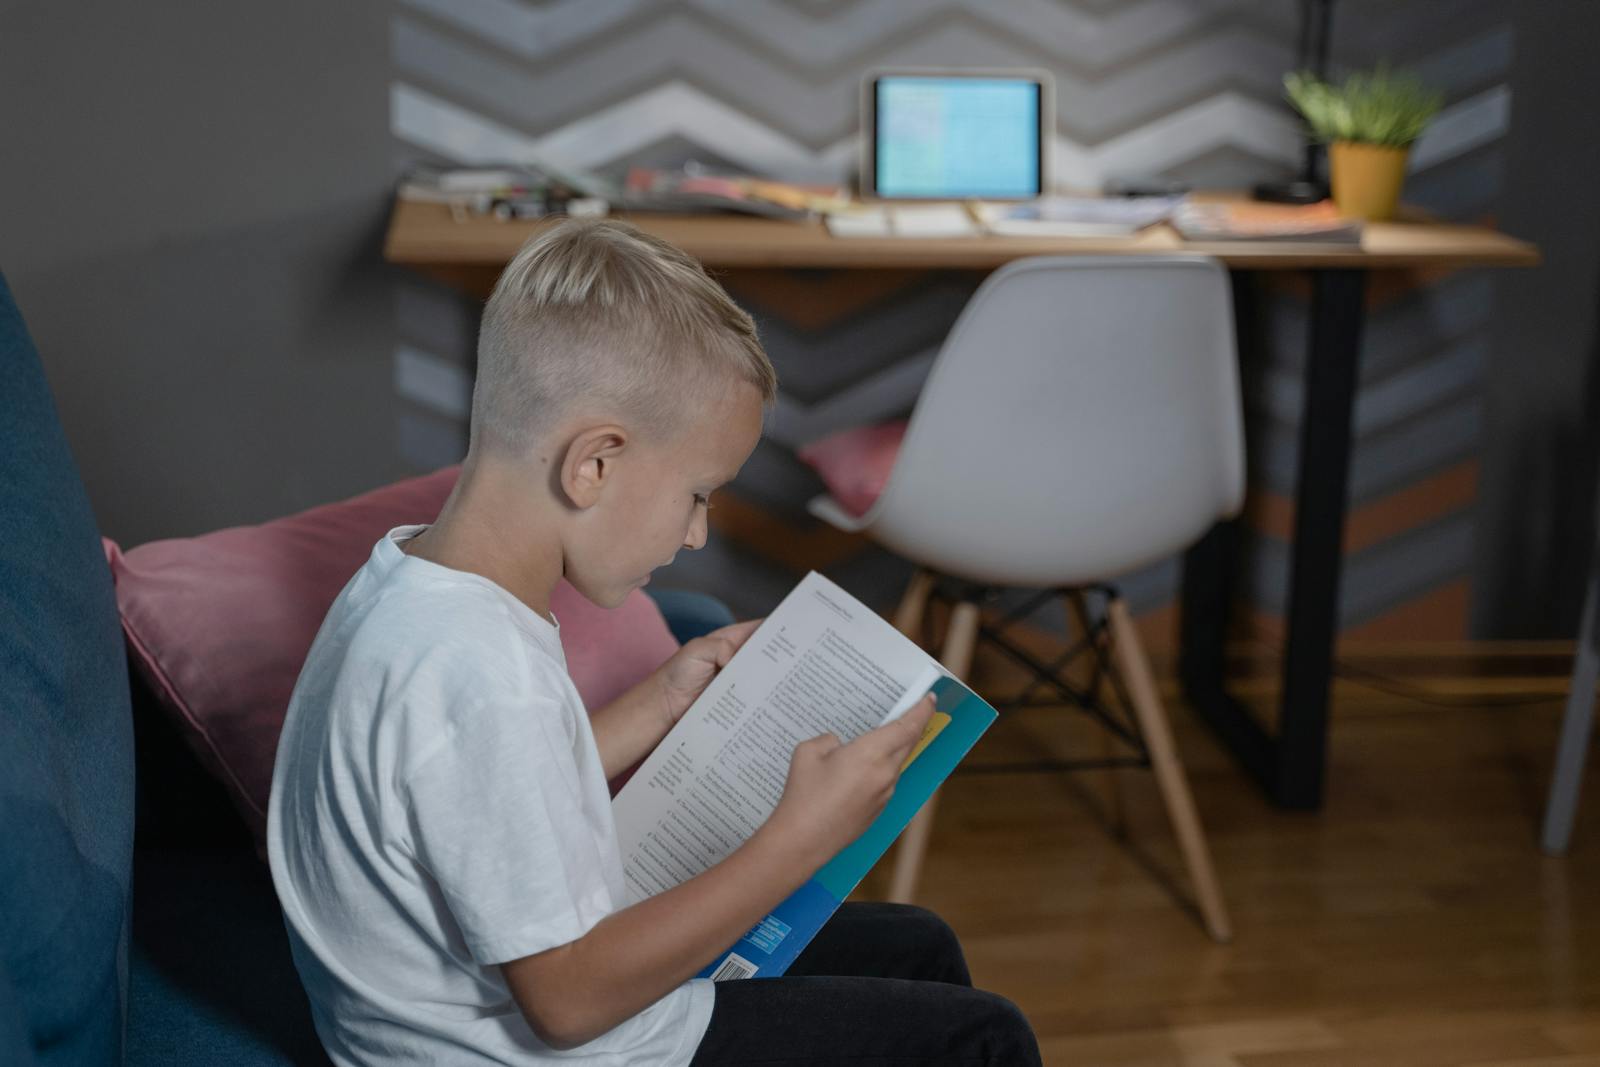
[810,255,1243,942]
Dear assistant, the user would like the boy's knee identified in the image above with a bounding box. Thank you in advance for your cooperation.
[968,990,1041,1065]
[887,904,970,985]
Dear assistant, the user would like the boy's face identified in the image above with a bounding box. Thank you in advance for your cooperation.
[565,381,765,609]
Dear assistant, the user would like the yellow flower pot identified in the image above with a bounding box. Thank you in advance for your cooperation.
[1329,141,1410,221]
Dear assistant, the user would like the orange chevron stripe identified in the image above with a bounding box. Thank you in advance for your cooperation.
[1243,460,1479,555]
[719,268,945,331]
[1125,581,1474,658]
[1150,580,1473,656]
[1341,578,1472,642]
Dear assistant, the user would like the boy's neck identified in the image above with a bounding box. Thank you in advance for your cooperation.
[402,463,563,622]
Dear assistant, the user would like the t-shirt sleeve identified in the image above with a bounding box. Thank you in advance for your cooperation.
[403,689,615,966]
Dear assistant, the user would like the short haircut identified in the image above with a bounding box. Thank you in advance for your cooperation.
[470,218,776,455]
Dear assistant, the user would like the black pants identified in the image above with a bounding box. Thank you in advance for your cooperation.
[688,904,1041,1066]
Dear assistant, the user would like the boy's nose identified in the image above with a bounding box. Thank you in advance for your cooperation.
[683,511,708,551]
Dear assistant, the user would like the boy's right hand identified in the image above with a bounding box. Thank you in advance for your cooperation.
[766,694,938,866]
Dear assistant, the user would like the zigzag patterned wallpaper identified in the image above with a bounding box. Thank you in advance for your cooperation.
[387,0,1513,644]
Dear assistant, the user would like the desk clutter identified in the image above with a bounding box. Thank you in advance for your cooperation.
[399,162,849,222]
[821,195,1365,243]
[399,163,1372,247]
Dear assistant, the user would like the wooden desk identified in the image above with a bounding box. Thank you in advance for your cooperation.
[387,197,1537,279]
[385,197,1540,810]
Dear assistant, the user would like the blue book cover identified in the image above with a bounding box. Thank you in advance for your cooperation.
[697,673,997,980]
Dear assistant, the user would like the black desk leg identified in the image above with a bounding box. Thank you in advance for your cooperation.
[1277,269,1367,806]
[1182,269,1368,810]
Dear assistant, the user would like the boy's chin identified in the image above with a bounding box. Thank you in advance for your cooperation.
[567,575,642,610]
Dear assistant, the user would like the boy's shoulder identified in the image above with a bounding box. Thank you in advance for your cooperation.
[320,551,570,708]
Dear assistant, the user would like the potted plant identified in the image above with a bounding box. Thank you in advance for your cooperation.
[1284,66,1444,221]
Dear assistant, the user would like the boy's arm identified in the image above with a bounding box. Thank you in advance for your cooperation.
[587,620,760,780]
[500,699,935,1050]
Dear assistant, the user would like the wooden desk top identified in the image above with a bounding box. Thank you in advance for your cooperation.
[384,196,1540,274]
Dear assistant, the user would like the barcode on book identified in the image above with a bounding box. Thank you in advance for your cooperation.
[709,953,758,981]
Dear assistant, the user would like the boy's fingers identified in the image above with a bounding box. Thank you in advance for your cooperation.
[858,695,937,759]
[710,618,762,652]
[690,619,762,668]
[894,694,938,736]
[799,732,843,758]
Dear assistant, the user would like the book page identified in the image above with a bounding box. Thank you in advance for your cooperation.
[612,572,942,904]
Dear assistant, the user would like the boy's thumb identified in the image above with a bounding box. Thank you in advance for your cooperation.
[898,693,938,733]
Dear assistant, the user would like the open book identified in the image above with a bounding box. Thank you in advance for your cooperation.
[974,195,1183,237]
[1169,199,1363,244]
[612,572,998,981]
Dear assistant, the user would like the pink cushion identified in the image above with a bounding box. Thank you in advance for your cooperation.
[797,419,908,517]
[105,466,679,846]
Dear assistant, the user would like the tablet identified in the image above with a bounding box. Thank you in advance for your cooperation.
[862,69,1052,201]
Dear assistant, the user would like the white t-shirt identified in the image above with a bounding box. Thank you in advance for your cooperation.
[267,525,713,1066]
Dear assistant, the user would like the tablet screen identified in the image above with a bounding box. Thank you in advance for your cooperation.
[872,75,1044,199]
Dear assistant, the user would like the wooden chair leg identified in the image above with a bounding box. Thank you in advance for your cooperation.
[1066,591,1126,836]
[893,570,935,641]
[1106,597,1233,943]
[888,598,980,904]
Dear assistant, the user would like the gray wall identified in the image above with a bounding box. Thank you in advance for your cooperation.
[0,0,409,547]
[1475,1,1600,638]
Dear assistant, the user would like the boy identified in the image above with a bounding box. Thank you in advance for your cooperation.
[267,219,1040,1065]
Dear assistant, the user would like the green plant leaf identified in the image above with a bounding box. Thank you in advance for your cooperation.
[1284,65,1444,148]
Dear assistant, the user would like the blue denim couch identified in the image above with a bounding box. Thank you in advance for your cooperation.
[0,271,733,1065]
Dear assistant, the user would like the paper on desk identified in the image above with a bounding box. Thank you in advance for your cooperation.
[975,195,1181,237]
[889,204,979,238]
[825,208,892,238]
[825,204,978,239]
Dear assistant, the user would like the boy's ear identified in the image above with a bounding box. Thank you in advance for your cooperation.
[558,425,629,509]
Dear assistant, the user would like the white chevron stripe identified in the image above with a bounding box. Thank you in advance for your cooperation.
[399,0,657,61]
[393,84,536,164]
[404,0,1272,72]
[394,12,1295,147]
[1410,85,1511,174]
[536,82,857,180]
[924,0,1278,69]
[1049,91,1302,186]
[393,81,853,182]
[394,81,1303,187]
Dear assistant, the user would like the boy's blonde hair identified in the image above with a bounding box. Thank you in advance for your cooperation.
[470,218,776,455]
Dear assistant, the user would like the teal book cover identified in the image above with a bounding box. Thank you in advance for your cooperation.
[697,674,997,981]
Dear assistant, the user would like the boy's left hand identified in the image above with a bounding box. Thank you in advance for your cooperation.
[657,619,762,725]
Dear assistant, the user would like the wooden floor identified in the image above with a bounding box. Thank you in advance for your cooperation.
[856,644,1600,1066]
